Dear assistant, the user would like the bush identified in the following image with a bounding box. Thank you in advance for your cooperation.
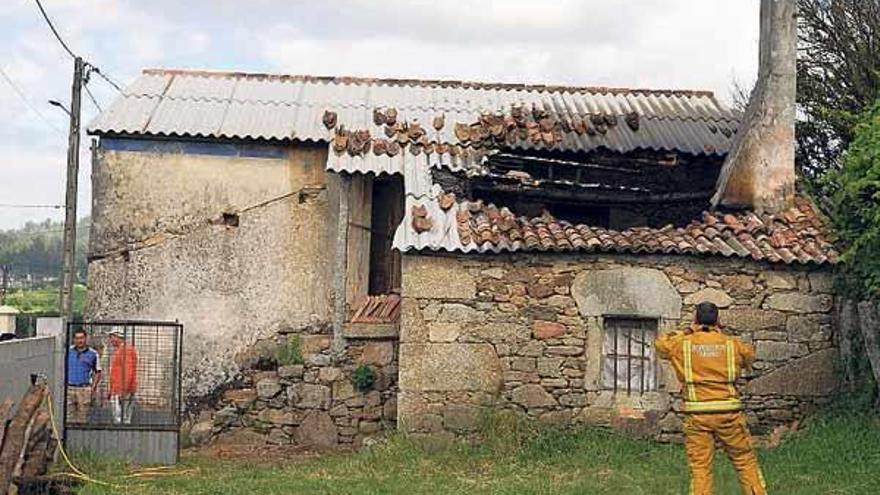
[276,335,304,366]
[830,101,880,298]
[353,364,375,392]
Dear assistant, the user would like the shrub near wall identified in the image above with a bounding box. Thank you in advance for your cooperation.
[831,100,880,299]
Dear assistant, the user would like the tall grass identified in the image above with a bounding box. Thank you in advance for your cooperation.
[73,411,880,495]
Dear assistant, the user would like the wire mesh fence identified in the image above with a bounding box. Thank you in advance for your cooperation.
[64,321,182,430]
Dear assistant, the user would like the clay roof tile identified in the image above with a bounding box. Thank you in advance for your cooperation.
[427,195,835,265]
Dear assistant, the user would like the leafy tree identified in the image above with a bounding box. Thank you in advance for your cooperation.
[0,217,89,286]
[830,101,880,298]
[797,0,880,197]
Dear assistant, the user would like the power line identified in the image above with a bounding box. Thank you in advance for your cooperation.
[13,229,66,239]
[84,83,102,111]
[92,68,123,94]
[0,66,64,134]
[0,228,66,238]
[0,204,64,209]
[33,0,76,59]
[32,0,125,97]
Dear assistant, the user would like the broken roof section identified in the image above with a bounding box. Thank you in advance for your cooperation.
[392,195,838,265]
[88,68,833,266]
[88,69,739,168]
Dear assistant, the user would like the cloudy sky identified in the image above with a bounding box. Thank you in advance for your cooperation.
[0,0,759,230]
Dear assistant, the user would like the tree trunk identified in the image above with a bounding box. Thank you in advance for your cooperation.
[0,384,46,494]
[856,300,880,408]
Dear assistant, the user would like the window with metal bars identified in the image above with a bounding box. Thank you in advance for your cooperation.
[601,316,658,394]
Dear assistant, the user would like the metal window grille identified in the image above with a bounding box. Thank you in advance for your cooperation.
[601,316,658,394]
[64,321,182,429]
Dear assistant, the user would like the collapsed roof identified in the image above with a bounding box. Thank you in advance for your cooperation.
[88,69,837,265]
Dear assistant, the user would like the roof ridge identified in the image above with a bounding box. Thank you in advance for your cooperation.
[140,68,718,98]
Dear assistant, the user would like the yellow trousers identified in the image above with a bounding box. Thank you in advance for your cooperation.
[684,411,767,495]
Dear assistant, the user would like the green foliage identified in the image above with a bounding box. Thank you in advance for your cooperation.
[72,412,880,495]
[797,0,880,200]
[0,217,89,283]
[5,284,86,314]
[275,335,304,366]
[353,364,376,392]
[828,101,880,298]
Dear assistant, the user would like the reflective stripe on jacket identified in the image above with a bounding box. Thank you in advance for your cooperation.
[655,325,755,413]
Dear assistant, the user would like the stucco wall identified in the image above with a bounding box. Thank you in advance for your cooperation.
[86,141,337,400]
[398,253,838,439]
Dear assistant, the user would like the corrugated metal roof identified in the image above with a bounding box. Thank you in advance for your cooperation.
[89,69,738,159]
[325,146,487,176]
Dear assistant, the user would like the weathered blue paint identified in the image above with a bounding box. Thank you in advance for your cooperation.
[100,137,289,159]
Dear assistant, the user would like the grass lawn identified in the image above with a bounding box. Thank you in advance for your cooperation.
[71,412,880,495]
[4,284,86,314]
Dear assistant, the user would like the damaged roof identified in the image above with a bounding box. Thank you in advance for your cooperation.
[393,195,838,265]
[89,69,739,161]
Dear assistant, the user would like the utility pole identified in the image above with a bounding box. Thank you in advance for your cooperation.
[59,56,83,326]
[0,264,9,305]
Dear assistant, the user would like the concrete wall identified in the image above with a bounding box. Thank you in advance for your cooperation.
[86,140,338,400]
[398,253,838,439]
[0,336,65,422]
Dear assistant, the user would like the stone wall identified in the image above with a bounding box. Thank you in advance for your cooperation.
[188,331,398,448]
[399,253,838,440]
[86,140,338,399]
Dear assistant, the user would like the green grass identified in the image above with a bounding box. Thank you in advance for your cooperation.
[4,284,86,314]
[71,412,880,495]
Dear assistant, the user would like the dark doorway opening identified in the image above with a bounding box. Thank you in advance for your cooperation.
[368,175,404,295]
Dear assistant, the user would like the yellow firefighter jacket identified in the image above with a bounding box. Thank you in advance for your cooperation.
[655,324,756,413]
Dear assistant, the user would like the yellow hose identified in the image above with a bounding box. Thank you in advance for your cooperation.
[44,389,119,489]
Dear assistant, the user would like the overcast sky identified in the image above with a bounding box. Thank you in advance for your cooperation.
[0,0,760,230]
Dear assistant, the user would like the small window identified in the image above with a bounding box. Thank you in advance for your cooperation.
[602,316,658,394]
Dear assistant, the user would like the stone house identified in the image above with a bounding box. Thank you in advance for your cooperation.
[85,2,836,448]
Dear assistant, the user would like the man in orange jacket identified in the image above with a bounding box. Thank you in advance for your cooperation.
[107,328,138,424]
[655,302,767,495]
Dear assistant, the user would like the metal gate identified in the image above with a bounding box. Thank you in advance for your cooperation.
[63,321,182,464]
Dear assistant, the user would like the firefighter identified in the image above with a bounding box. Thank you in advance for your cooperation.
[655,301,767,495]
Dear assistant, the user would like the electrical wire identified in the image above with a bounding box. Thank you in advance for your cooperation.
[32,0,125,102]
[33,0,76,60]
[0,204,63,209]
[0,228,65,238]
[0,66,64,134]
[92,68,124,94]
[84,83,102,111]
